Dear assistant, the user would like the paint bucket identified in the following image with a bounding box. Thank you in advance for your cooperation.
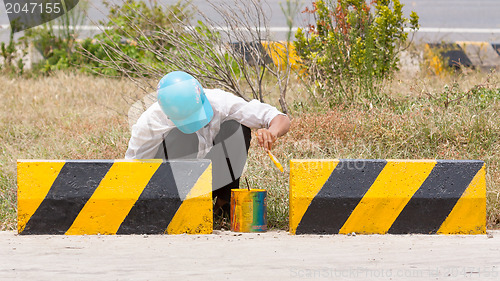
[230,189,267,232]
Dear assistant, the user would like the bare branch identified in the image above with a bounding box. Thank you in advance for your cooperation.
[81,0,293,112]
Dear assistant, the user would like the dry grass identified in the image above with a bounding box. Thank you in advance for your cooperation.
[0,72,134,230]
[264,69,500,230]
[1,69,500,231]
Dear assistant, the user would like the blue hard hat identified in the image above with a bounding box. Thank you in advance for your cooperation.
[157,71,214,134]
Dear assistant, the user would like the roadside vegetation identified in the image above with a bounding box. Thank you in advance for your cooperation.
[1,0,499,231]
[1,69,499,231]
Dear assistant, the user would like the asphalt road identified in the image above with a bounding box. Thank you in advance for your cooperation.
[1,230,499,280]
[1,0,500,42]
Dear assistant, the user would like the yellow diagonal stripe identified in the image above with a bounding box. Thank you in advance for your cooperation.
[437,165,486,234]
[17,160,66,233]
[289,159,339,234]
[65,160,162,235]
[167,164,213,234]
[339,160,436,234]
[262,41,302,71]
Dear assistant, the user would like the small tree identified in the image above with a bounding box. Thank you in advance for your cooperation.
[81,0,291,113]
[294,0,419,103]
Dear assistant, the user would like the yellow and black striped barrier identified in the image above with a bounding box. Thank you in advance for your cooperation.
[290,159,485,235]
[230,41,302,70]
[425,42,500,74]
[17,159,212,235]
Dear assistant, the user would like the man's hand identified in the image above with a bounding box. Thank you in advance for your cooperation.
[257,128,277,152]
[256,114,291,151]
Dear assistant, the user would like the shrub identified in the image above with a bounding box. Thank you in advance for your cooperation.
[82,0,292,112]
[18,0,88,74]
[0,29,24,75]
[78,0,193,77]
[294,0,419,103]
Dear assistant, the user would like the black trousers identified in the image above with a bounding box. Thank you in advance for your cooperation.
[156,120,252,203]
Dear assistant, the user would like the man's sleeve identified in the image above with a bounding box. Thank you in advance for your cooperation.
[125,103,173,159]
[221,91,286,129]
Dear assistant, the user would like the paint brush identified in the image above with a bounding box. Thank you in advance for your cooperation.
[255,132,284,173]
[245,177,251,191]
[267,151,284,173]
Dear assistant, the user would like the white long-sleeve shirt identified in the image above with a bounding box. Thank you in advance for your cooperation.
[125,89,285,159]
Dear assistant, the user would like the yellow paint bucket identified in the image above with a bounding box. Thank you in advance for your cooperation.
[230,189,267,232]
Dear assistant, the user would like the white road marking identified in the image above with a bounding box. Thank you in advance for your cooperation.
[0,24,106,31]
[415,27,500,33]
[2,24,500,34]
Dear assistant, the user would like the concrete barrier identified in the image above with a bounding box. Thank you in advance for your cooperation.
[17,159,212,235]
[261,41,302,71]
[289,159,485,235]
[425,42,500,73]
[230,41,302,70]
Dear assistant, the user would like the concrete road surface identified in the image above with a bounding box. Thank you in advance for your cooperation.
[0,230,499,280]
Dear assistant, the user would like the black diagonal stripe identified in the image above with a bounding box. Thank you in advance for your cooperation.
[117,161,210,234]
[296,159,387,234]
[388,160,484,234]
[21,161,113,235]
